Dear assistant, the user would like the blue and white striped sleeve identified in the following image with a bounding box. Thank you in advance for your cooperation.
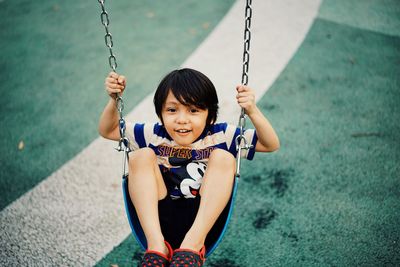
[126,122,150,151]
[225,124,258,160]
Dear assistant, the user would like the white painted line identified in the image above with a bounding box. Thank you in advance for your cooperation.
[186,0,323,124]
[0,1,321,266]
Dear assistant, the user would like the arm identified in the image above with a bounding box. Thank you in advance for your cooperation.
[236,85,280,152]
[98,72,127,141]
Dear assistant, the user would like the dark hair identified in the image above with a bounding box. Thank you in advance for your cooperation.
[153,68,219,125]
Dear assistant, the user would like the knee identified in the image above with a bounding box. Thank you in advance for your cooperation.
[209,149,236,170]
[129,147,157,165]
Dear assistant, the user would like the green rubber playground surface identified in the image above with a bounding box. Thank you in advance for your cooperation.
[96,1,400,266]
[1,0,399,266]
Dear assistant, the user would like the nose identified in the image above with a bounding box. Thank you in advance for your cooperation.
[176,111,189,124]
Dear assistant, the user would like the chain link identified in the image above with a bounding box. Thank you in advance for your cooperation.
[236,0,253,178]
[98,0,118,72]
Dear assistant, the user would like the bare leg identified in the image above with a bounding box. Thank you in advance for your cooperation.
[128,148,169,255]
[180,149,236,251]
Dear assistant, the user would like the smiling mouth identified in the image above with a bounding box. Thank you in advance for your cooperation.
[175,129,191,133]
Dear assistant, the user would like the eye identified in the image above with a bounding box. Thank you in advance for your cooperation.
[166,107,176,112]
[189,108,199,113]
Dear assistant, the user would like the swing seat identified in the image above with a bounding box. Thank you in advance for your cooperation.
[122,175,239,257]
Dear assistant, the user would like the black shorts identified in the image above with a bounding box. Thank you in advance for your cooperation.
[158,195,201,249]
[158,195,231,251]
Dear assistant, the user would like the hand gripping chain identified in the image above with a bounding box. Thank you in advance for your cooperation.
[98,0,131,177]
[235,0,253,178]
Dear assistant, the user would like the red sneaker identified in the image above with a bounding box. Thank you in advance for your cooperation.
[140,241,173,267]
[169,246,205,267]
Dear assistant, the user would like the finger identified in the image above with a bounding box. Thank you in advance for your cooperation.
[106,88,122,95]
[237,95,254,104]
[236,91,248,97]
[118,75,126,85]
[106,77,125,89]
[236,85,244,92]
[108,71,119,79]
[105,77,119,85]
[237,96,246,103]
[237,101,251,110]
[237,101,249,109]
[110,83,124,90]
[236,92,251,100]
[238,85,253,94]
[108,75,118,85]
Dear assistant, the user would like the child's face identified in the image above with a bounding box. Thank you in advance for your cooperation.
[161,90,208,146]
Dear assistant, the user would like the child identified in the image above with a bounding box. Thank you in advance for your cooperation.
[99,68,279,267]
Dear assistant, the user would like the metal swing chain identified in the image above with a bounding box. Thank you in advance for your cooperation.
[235,0,253,178]
[98,0,251,177]
[98,0,131,177]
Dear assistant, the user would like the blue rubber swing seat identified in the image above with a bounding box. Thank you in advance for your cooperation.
[122,175,239,258]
